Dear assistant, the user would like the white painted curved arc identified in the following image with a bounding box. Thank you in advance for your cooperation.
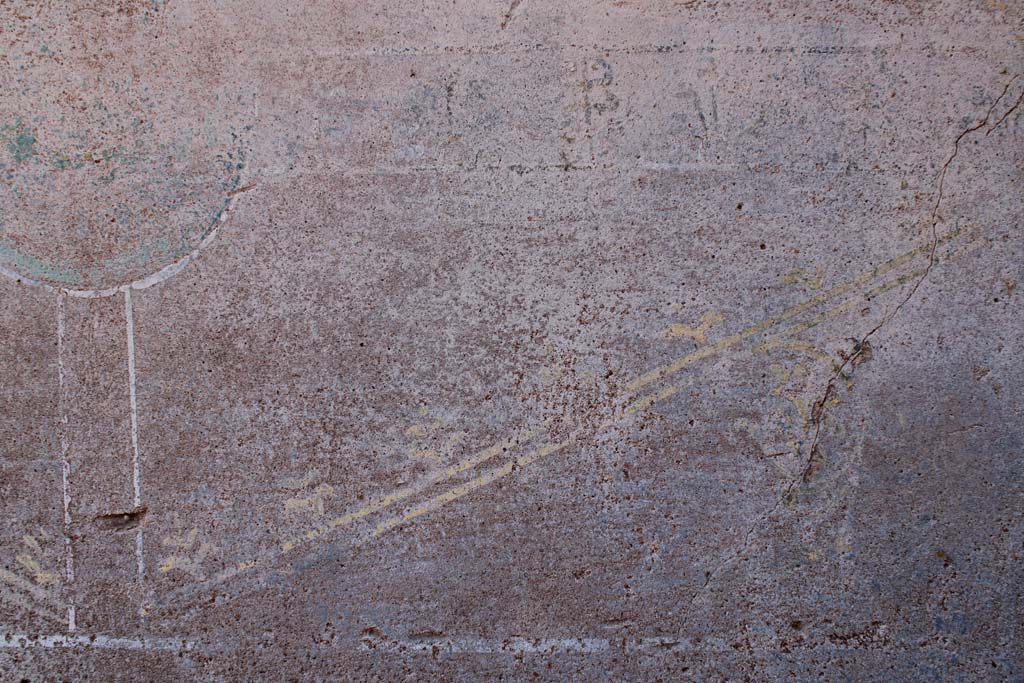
[0,191,249,299]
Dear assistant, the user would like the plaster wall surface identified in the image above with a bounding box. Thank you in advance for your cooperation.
[0,1,1022,681]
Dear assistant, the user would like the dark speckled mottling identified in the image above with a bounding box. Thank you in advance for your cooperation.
[1,1,1022,681]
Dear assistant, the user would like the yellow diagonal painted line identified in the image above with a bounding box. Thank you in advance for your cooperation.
[154,226,963,616]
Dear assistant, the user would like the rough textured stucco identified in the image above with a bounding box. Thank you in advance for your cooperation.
[1,1,1022,681]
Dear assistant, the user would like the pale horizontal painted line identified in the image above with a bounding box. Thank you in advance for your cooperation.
[361,635,723,655]
[0,633,195,652]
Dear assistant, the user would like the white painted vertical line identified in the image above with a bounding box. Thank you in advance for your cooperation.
[56,293,76,632]
[124,289,144,580]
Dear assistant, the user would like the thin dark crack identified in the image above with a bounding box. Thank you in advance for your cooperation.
[687,75,1019,608]
[227,183,258,198]
[986,77,1022,134]
[944,423,984,435]
[796,74,1018,483]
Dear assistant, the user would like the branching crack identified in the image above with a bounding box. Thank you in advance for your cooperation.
[687,74,1021,608]
[986,83,1023,135]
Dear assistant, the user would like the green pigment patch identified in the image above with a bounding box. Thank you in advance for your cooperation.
[0,241,82,286]
[1,121,38,164]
